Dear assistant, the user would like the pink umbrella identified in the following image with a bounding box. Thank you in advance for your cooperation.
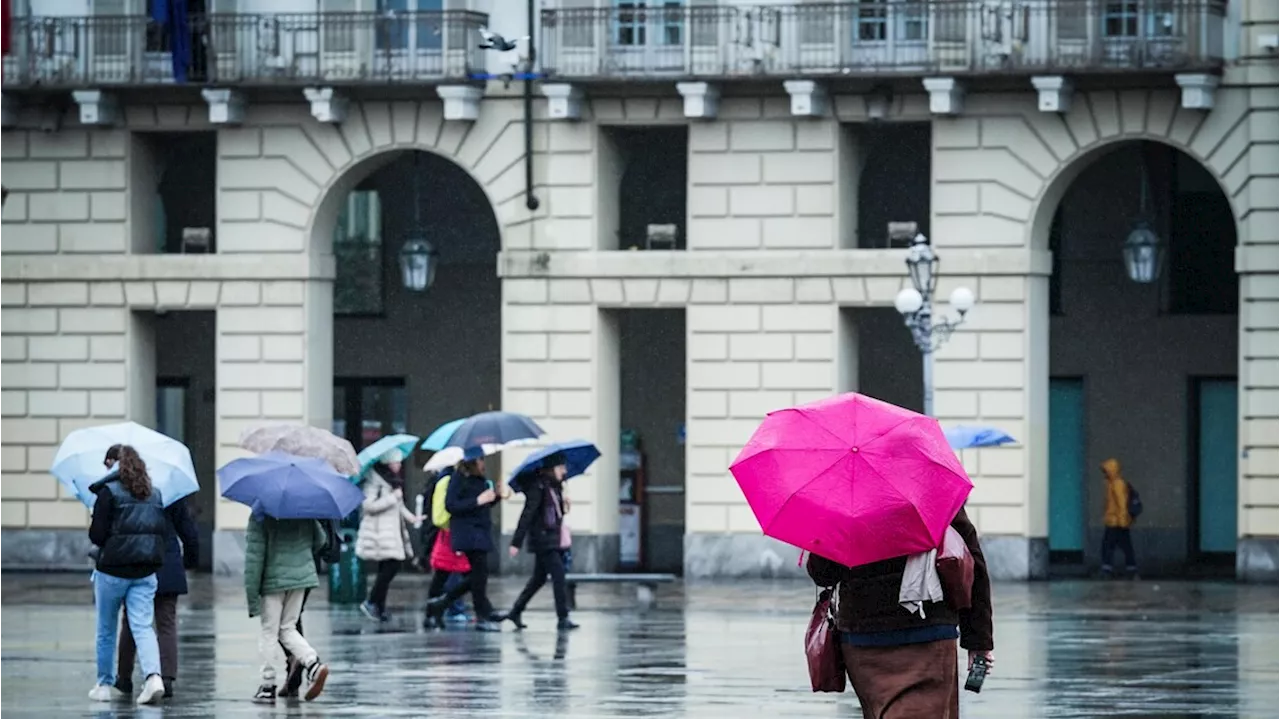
[730,393,973,568]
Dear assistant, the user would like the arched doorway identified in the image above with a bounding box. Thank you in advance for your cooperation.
[1043,140,1239,577]
[315,148,502,504]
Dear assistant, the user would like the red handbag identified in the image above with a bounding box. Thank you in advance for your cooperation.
[805,587,846,693]
[429,530,471,574]
[936,526,975,611]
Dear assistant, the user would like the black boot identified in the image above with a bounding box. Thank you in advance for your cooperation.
[557,618,580,631]
[162,677,174,698]
[504,611,527,630]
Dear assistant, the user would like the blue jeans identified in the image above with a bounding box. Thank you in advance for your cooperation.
[94,572,160,686]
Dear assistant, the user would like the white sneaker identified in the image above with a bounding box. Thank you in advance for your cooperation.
[88,684,121,702]
[136,675,165,705]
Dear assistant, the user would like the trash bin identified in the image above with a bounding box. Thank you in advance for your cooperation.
[327,528,366,605]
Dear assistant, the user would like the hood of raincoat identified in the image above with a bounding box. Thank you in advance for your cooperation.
[1101,458,1122,481]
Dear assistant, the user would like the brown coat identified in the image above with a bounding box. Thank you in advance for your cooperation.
[806,506,994,652]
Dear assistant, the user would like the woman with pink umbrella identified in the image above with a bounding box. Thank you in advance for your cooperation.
[731,392,994,718]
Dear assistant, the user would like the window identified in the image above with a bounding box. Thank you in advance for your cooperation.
[334,189,384,316]
[856,0,888,41]
[333,378,409,452]
[1103,1,1139,37]
[615,0,683,46]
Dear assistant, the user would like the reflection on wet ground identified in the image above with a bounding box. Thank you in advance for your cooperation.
[2,574,1275,717]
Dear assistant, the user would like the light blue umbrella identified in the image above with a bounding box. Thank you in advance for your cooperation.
[355,433,420,479]
[50,421,198,508]
[420,419,466,452]
[944,426,1016,450]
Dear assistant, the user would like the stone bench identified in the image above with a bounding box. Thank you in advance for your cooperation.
[564,573,677,610]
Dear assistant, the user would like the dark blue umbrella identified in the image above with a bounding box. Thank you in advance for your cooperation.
[445,411,544,449]
[944,426,1016,450]
[508,440,600,493]
[218,451,364,520]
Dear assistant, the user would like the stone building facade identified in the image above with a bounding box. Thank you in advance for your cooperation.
[1,0,1276,580]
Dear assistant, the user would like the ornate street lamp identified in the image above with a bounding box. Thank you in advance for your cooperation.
[892,229,975,417]
[397,152,439,293]
[1123,221,1163,284]
[398,236,438,292]
[1123,157,1164,284]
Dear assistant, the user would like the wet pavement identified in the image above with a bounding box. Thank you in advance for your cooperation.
[1,573,1276,718]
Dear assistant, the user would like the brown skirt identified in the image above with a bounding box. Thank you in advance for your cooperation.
[841,640,960,719]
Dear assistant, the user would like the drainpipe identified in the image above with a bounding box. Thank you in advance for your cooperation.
[523,0,540,211]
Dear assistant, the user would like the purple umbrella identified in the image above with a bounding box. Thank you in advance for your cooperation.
[218,451,363,520]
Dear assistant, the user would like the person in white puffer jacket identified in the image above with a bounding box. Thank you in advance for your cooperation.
[356,449,420,622]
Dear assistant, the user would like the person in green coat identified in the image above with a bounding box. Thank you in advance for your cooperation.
[244,515,332,704]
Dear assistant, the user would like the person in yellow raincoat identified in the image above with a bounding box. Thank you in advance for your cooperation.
[1100,458,1137,578]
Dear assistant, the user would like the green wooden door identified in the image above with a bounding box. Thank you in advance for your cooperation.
[1049,379,1086,552]
[1197,379,1238,554]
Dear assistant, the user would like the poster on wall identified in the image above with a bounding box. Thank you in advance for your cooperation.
[619,503,641,567]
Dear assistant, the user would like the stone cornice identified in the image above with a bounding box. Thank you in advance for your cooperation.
[497,249,1054,279]
[1,253,336,282]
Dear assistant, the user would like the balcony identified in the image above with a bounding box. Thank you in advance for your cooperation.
[2,11,488,90]
[539,0,1225,81]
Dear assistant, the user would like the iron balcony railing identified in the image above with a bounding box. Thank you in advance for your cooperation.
[540,0,1225,79]
[2,11,488,88]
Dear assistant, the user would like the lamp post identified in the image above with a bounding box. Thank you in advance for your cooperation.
[892,229,975,417]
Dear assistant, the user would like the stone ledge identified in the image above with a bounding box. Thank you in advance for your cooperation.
[982,535,1049,580]
[684,533,807,579]
[2,254,337,283]
[1,528,92,570]
[498,249,1053,280]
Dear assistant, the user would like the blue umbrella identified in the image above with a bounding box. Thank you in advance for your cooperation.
[945,426,1016,450]
[420,419,466,452]
[509,440,600,493]
[355,433,420,479]
[446,411,544,449]
[51,422,198,508]
[218,452,363,520]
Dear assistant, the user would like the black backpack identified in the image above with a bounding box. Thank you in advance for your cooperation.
[1126,485,1143,521]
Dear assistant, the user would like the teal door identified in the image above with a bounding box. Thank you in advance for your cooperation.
[1049,379,1085,552]
[1197,379,1238,554]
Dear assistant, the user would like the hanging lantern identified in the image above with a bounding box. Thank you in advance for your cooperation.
[398,236,438,292]
[1122,221,1163,284]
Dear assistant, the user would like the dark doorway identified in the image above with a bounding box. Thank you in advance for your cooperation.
[154,310,216,572]
[617,309,687,573]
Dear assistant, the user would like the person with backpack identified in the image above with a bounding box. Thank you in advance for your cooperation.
[423,451,504,632]
[418,470,469,628]
[1100,458,1139,579]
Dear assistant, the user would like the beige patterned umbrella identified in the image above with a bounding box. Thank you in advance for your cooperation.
[238,423,360,477]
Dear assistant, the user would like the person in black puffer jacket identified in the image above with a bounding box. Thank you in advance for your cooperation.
[111,442,200,701]
[87,445,169,706]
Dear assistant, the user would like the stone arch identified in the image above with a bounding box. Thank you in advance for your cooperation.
[289,98,533,255]
[1020,87,1253,251]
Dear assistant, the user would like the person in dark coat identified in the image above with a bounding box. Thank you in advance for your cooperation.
[501,455,577,631]
[805,505,994,719]
[87,445,168,706]
[114,492,198,699]
[423,450,502,632]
